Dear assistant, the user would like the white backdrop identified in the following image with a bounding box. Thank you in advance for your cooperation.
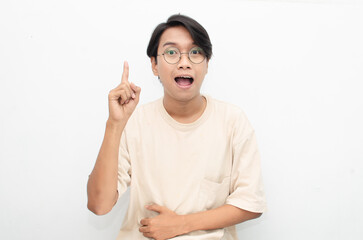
[1,0,362,239]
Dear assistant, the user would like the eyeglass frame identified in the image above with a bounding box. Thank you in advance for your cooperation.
[157,46,206,64]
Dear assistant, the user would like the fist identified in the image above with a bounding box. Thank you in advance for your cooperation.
[108,61,141,123]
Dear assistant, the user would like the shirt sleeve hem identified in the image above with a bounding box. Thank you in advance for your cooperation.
[225,199,267,213]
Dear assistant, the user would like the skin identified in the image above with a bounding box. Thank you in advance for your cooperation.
[87,62,141,215]
[87,25,262,239]
[151,26,208,124]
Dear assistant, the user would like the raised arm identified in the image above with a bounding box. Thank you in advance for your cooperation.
[87,61,141,215]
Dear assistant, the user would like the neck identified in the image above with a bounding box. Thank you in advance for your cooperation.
[163,94,206,123]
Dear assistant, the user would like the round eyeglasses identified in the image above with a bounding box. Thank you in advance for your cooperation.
[157,47,206,64]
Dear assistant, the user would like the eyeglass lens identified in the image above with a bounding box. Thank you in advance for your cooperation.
[163,47,205,64]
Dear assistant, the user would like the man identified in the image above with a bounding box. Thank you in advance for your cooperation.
[87,14,267,240]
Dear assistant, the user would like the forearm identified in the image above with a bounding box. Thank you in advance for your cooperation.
[183,204,262,233]
[87,119,127,215]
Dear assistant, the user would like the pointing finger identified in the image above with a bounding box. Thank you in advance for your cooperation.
[121,61,129,83]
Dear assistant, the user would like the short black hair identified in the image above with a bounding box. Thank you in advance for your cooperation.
[146,14,212,63]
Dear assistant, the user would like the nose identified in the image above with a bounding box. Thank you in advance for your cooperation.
[177,53,192,69]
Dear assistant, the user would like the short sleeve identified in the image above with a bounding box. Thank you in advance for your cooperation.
[117,129,131,199]
[225,112,267,213]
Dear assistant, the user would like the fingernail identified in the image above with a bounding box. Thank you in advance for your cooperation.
[132,93,136,98]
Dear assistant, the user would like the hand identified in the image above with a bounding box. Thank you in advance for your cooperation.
[108,61,141,123]
[139,204,188,240]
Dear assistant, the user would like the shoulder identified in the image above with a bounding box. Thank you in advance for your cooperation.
[208,95,249,124]
[208,95,254,141]
[133,98,160,117]
[125,98,161,128]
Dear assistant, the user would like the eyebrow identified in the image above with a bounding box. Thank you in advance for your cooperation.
[162,42,176,47]
[162,41,197,48]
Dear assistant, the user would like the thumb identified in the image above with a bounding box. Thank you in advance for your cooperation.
[130,82,141,102]
[130,82,141,94]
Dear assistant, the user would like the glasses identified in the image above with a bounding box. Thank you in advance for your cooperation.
[158,47,206,64]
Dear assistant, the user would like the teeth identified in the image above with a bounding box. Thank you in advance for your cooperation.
[178,76,192,78]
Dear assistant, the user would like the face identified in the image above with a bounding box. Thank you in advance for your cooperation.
[151,26,208,103]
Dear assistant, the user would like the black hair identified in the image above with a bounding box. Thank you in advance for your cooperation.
[146,14,212,63]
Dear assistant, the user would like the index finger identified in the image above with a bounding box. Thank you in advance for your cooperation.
[121,61,129,83]
[140,218,150,226]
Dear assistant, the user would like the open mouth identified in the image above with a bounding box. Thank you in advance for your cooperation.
[174,76,194,88]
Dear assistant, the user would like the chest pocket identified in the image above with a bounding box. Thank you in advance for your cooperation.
[198,176,231,211]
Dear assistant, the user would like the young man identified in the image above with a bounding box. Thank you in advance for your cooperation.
[87,14,267,240]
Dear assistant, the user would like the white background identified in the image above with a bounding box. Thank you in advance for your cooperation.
[1,0,362,239]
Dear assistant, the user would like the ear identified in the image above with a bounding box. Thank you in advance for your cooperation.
[205,59,209,75]
[151,57,159,76]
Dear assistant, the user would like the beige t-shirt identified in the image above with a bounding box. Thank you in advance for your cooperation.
[116,95,267,240]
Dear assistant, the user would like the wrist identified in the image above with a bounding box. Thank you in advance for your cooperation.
[180,214,192,235]
[106,119,127,133]
[106,118,127,127]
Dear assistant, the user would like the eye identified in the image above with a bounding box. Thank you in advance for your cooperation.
[190,48,203,55]
[165,49,178,56]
